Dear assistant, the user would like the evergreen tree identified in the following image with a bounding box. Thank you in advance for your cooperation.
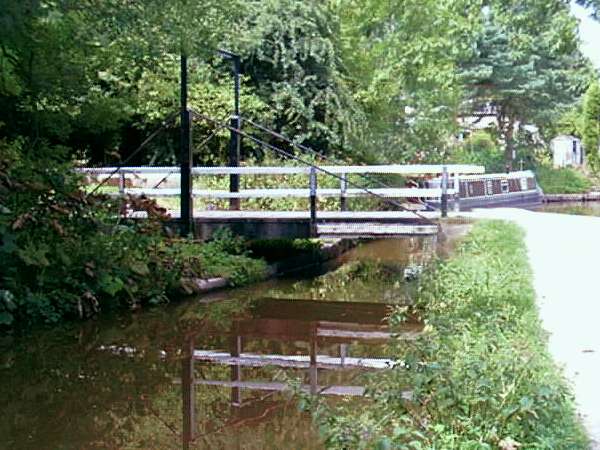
[459,2,588,169]
[582,81,600,169]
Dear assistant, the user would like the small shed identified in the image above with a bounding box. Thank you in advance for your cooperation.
[551,135,583,168]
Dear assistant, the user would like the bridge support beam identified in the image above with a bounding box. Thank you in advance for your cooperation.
[180,54,193,236]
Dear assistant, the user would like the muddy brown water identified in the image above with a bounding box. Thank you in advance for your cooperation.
[0,231,464,450]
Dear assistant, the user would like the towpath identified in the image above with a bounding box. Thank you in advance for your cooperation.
[454,208,600,447]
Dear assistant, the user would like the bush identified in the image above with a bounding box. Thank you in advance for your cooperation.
[309,221,588,449]
[536,165,592,194]
[0,140,266,327]
[450,131,505,172]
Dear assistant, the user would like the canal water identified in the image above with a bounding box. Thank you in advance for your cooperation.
[0,231,465,450]
[535,202,600,216]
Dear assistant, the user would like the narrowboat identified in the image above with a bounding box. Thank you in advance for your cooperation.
[426,170,542,210]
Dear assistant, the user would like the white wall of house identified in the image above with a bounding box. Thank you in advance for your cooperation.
[551,135,583,168]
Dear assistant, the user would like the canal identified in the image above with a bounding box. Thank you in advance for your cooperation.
[0,231,468,450]
[536,201,600,216]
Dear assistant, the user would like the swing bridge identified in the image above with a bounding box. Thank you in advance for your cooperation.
[79,110,486,239]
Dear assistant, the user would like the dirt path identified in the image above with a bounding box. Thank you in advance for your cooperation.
[454,208,600,448]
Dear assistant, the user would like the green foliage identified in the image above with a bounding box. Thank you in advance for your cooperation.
[554,104,585,138]
[194,229,267,286]
[582,81,600,170]
[459,1,590,169]
[1,0,594,169]
[335,0,478,162]
[0,140,266,326]
[309,221,588,448]
[536,165,592,194]
[577,0,600,18]
[450,131,505,172]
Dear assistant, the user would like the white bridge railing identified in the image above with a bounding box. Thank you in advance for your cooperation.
[77,164,484,201]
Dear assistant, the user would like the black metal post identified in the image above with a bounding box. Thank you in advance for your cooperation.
[309,323,318,395]
[309,167,318,237]
[229,115,241,210]
[220,51,242,211]
[230,332,242,407]
[180,54,193,235]
[340,173,347,211]
[441,165,448,218]
[118,172,125,195]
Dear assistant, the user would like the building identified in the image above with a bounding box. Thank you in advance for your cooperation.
[551,135,583,168]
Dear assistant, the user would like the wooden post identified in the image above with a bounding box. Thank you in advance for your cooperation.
[309,167,317,237]
[230,332,242,407]
[340,173,347,211]
[441,165,448,218]
[182,336,195,450]
[453,172,461,212]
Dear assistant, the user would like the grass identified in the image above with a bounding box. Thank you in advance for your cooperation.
[536,166,592,194]
[310,221,588,449]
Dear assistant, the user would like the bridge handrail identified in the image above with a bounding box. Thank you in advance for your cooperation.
[110,187,456,199]
[77,164,485,176]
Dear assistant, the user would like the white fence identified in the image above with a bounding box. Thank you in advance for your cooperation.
[77,164,485,200]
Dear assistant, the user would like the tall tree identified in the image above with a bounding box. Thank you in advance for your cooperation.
[577,0,600,18]
[582,80,600,169]
[333,0,480,163]
[459,1,588,169]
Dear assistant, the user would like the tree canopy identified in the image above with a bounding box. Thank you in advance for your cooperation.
[0,0,596,166]
[459,0,590,168]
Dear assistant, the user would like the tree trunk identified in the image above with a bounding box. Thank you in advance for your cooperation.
[498,110,515,172]
[504,122,514,172]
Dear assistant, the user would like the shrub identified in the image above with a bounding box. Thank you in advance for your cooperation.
[0,140,266,327]
[450,131,505,172]
[536,165,592,194]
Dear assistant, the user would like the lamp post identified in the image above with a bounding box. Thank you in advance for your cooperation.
[218,49,242,210]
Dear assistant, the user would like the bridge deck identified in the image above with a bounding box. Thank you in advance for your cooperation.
[153,210,440,239]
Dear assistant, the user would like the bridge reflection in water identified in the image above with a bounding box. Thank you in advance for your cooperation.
[179,298,423,449]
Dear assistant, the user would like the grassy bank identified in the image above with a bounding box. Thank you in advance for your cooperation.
[536,166,592,194]
[311,221,587,449]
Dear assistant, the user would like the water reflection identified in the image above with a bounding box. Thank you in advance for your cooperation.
[0,236,444,450]
[535,202,600,216]
[180,298,422,449]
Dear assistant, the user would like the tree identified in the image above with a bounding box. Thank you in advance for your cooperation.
[582,80,600,169]
[333,0,480,163]
[577,0,600,18]
[459,1,588,169]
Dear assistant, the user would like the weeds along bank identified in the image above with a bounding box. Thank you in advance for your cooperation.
[0,141,267,327]
[310,221,588,449]
[536,166,593,195]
